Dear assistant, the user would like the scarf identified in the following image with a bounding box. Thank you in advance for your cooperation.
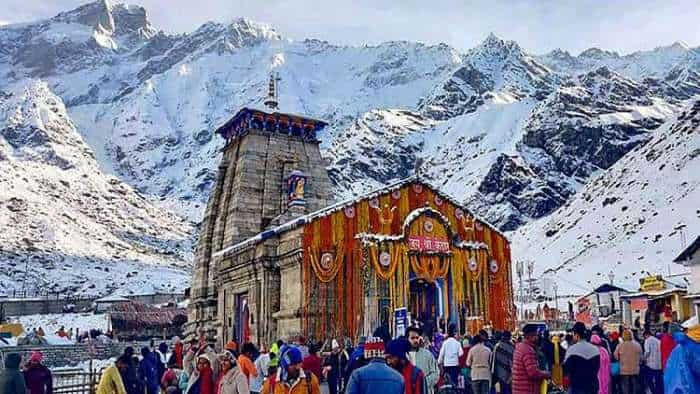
[199,367,214,394]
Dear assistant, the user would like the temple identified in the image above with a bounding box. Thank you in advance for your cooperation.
[187,77,515,346]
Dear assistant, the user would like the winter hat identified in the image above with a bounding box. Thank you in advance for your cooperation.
[385,338,410,361]
[610,332,620,342]
[197,353,213,366]
[218,351,237,366]
[225,340,238,351]
[281,345,303,365]
[363,337,385,359]
[29,351,43,363]
[591,334,602,346]
[279,345,303,382]
[331,339,340,350]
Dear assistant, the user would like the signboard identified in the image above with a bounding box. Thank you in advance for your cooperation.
[407,236,450,252]
[576,297,592,326]
[394,307,408,338]
[630,297,648,311]
[639,275,666,292]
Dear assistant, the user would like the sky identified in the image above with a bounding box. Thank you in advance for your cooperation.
[3,0,700,55]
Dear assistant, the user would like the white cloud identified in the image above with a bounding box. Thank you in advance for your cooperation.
[0,21,9,26]
[2,0,700,54]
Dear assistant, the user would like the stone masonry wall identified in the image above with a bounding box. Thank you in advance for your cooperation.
[0,341,150,369]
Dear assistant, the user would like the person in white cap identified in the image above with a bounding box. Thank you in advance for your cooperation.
[324,339,350,394]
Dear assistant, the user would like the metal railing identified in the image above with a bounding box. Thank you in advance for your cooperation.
[53,365,103,394]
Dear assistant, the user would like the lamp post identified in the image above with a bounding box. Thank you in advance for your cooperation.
[553,281,559,329]
[527,261,534,300]
[516,261,524,321]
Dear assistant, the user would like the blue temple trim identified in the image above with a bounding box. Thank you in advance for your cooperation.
[215,107,328,143]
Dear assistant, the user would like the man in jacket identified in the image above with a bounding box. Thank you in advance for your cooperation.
[23,351,53,394]
[491,331,515,394]
[140,347,162,394]
[614,330,642,394]
[466,335,492,394]
[122,347,142,394]
[301,345,323,380]
[97,356,130,394]
[324,339,350,394]
[274,345,321,394]
[0,353,26,394]
[407,326,438,393]
[346,337,404,394]
[437,324,463,386]
[512,324,550,394]
[386,337,427,394]
[643,329,662,394]
[563,322,601,394]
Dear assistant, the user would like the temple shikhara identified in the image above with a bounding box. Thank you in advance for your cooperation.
[188,76,515,346]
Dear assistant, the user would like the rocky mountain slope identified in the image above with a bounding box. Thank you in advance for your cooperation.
[512,99,700,293]
[0,81,193,296]
[0,0,698,294]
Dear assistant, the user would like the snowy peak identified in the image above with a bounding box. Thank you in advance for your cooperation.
[420,33,556,120]
[579,47,621,60]
[52,0,154,38]
[226,17,281,44]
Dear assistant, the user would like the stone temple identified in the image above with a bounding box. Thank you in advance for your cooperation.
[187,78,515,347]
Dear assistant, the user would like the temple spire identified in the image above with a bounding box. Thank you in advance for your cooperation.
[264,72,280,110]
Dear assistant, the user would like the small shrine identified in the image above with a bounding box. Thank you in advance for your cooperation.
[187,75,515,346]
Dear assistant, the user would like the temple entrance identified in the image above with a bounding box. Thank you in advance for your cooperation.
[234,293,250,343]
[409,278,440,336]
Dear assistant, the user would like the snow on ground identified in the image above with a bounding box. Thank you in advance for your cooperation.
[421,98,536,197]
[8,313,109,335]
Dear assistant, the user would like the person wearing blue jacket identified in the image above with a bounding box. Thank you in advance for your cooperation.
[139,347,162,394]
[663,326,700,394]
[345,337,403,394]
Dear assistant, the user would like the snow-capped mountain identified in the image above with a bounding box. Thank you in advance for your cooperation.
[0,0,698,295]
[512,99,700,294]
[0,80,193,296]
[539,42,700,80]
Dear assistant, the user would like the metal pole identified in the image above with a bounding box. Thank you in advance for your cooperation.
[553,282,559,329]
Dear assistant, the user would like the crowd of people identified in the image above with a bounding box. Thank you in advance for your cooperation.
[2,320,699,394]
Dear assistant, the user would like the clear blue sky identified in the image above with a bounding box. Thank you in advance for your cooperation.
[3,0,699,54]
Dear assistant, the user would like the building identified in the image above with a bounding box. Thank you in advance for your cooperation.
[187,79,515,346]
[575,284,629,327]
[620,275,691,328]
[674,236,700,323]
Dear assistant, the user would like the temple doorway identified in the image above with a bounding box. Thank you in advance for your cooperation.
[409,278,440,336]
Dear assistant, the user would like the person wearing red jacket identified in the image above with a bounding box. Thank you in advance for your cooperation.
[386,338,427,394]
[301,345,323,381]
[659,321,676,369]
[512,325,550,394]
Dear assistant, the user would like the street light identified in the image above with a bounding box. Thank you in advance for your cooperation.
[516,261,524,321]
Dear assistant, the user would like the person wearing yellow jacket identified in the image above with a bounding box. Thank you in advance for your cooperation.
[97,356,129,394]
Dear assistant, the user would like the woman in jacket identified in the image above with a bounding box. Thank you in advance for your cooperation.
[591,335,611,394]
[23,351,53,394]
[217,352,250,394]
[186,354,217,394]
[97,356,130,394]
